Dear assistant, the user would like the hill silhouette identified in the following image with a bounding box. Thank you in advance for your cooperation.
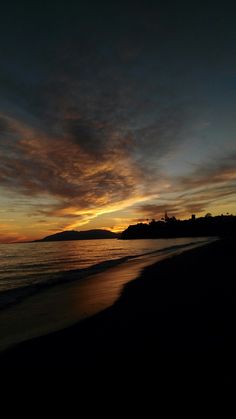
[35,229,119,242]
[121,214,236,239]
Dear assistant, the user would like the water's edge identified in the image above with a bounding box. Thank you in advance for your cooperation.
[0,238,217,353]
[0,238,214,311]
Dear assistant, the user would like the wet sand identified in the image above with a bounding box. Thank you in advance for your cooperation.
[1,238,235,381]
[0,240,208,351]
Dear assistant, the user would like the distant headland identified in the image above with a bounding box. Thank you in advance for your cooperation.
[34,229,119,242]
[120,213,236,239]
[32,214,236,243]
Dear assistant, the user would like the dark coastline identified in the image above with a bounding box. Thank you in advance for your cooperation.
[1,238,235,380]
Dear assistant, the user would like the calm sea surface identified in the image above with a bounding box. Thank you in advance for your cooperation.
[0,237,210,296]
[0,237,216,349]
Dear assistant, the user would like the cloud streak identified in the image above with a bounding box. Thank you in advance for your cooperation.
[135,152,236,220]
[0,114,150,224]
[0,105,236,239]
[0,2,236,241]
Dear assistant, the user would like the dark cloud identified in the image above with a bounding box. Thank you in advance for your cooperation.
[178,153,236,189]
[0,115,19,139]
[0,45,192,220]
[0,124,145,218]
[136,203,182,220]
[0,116,10,134]
[135,153,236,219]
[0,1,236,241]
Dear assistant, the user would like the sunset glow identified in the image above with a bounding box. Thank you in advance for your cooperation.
[0,2,236,242]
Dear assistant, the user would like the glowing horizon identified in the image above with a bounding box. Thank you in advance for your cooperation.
[1,2,236,243]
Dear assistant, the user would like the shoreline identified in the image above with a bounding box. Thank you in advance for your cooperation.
[0,239,213,353]
[0,236,234,377]
[0,236,210,310]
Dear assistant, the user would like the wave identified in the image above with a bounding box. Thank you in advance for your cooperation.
[0,238,214,310]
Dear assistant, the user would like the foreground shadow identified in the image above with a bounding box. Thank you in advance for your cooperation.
[1,238,236,381]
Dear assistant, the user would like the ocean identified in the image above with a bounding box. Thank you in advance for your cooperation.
[0,236,213,309]
[0,236,218,350]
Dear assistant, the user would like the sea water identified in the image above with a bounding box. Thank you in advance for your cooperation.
[0,237,213,308]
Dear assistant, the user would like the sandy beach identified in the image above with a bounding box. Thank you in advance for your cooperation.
[0,238,235,380]
[0,239,209,352]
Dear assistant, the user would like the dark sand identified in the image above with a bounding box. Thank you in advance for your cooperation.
[1,238,235,380]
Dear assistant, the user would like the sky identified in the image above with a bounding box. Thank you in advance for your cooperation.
[0,0,236,242]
